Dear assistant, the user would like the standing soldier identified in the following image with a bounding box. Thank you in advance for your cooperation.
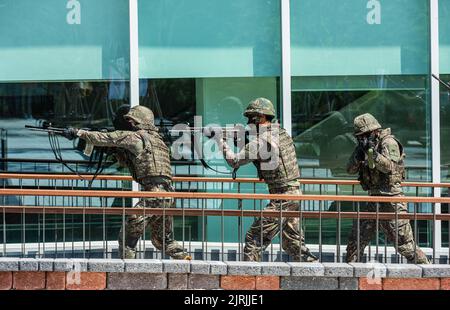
[63,106,190,260]
[345,113,429,264]
[208,98,317,262]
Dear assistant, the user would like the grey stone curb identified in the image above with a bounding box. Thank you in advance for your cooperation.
[349,263,387,278]
[162,260,190,273]
[19,258,39,271]
[226,261,261,275]
[53,259,88,272]
[0,258,19,271]
[288,262,324,277]
[420,264,450,278]
[124,259,163,273]
[1,258,450,279]
[323,263,354,277]
[88,259,124,273]
[385,264,423,278]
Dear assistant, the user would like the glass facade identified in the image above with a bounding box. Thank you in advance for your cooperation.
[0,0,131,250]
[289,0,434,248]
[0,0,446,251]
[440,0,450,183]
[291,0,431,180]
[0,0,130,168]
[440,0,450,248]
[138,0,281,242]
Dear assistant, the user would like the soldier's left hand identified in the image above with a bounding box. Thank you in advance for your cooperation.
[368,139,376,150]
[62,127,79,140]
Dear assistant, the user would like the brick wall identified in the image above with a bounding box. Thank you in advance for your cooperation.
[1,258,450,290]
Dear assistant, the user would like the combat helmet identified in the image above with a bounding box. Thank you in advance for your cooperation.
[243,98,276,119]
[124,105,155,130]
[353,113,381,136]
[113,104,132,130]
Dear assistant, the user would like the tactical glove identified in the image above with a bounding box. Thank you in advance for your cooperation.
[355,146,365,162]
[62,127,79,140]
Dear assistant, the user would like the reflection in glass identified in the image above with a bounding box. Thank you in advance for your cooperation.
[292,80,430,181]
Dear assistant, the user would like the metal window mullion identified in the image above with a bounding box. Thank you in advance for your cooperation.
[280,0,292,135]
[129,0,140,208]
[430,0,442,256]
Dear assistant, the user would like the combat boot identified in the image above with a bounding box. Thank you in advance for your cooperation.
[119,246,136,259]
[301,251,319,262]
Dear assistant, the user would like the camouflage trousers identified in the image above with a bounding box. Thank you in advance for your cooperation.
[118,182,188,259]
[244,187,317,262]
[346,195,429,264]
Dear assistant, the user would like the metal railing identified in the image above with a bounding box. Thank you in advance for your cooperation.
[0,157,431,180]
[0,173,449,263]
[0,129,6,172]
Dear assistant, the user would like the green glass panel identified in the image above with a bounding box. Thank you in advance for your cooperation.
[0,0,129,81]
[138,0,280,78]
[291,0,429,76]
[440,0,450,73]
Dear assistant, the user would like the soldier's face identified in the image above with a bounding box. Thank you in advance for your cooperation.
[125,118,138,129]
[247,113,265,125]
[357,132,371,141]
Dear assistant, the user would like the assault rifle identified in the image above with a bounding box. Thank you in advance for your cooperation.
[25,121,250,180]
[25,122,118,185]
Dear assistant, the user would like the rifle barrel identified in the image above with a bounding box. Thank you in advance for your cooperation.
[432,74,450,91]
[25,125,65,133]
[169,127,240,132]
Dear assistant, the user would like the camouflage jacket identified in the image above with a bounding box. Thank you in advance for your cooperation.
[216,124,301,190]
[347,128,405,195]
[77,129,172,185]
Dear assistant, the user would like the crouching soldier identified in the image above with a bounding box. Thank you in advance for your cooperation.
[63,106,191,260]
[345,113,429,264]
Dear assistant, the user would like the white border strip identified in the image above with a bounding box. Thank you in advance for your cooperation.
[129,0,140,200]
[430,0,441,252]
[129,0,140,108]
[280,0,292,135]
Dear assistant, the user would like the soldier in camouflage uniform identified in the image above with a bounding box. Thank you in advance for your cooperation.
[210,98,317,262]
[64,106,190,260]
[345,113,429,264]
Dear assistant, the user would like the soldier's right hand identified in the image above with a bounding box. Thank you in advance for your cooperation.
[62,127,79,140]
[355,146,365,161]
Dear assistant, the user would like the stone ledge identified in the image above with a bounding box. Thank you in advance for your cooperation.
[162,260,190,273]
[226,262,261,276]
[260,262,290,276]
[2,270,450,290]
[385,264,423,278]
[124,259,163,273]
[54,259,88,272]
[323,263,354,277]
[349,262,387,278]
[88,259,124,273]
[420,264,450,278]
[19,258,39,271]
[210,261,227,275]
[288,262,324,277]
[0,258,449,280]
[0,258,19,271]
[190,260,210,274]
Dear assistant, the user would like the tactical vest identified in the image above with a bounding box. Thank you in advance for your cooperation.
[255,127,301,189]
[123,129,172,185]
[358,133,405,195]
